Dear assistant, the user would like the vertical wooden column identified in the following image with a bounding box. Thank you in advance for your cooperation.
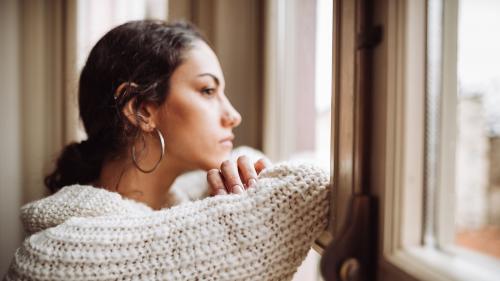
[321,0,381,279]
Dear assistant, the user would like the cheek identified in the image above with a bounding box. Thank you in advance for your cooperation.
[168,101,215,140]
[161,99,228,168]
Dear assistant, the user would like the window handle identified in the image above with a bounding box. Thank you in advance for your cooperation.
[320,195,377,281]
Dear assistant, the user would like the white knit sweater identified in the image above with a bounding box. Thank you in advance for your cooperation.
[4,162,330,281]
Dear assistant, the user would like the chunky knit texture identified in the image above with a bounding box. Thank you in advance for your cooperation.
[4,162,330,281]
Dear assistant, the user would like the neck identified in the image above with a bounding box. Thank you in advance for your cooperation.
[97,155,191,210]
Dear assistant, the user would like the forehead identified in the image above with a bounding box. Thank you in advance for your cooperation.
[170,41,224,84]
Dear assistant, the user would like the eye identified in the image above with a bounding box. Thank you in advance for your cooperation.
[201,87,216,96]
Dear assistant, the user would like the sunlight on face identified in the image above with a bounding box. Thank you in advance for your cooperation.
[157,40,242,171]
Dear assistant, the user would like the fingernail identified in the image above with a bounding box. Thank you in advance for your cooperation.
[232,184,244,194]
[216,188,228,195]
[248,178,257,188]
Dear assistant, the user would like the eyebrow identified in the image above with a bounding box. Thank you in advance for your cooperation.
[197,73,220,86]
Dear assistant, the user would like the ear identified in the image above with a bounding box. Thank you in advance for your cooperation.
[122,97,159,133]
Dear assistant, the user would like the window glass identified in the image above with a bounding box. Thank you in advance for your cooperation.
[285,0,332,172]
[314,0,333,169]
[454,0,500,259]
[291,0,332,280]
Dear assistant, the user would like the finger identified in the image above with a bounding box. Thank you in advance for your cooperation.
[254,158,272,175]
[207,169,227,196]
[220,160,245,194]
[237,155,258,189]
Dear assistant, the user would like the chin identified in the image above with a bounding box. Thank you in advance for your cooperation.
[203,152,231,170]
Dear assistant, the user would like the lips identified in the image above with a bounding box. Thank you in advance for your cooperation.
[220,134,234,148]
[219,134,235,143]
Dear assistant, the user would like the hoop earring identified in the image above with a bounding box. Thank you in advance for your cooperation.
[132,128,165,173]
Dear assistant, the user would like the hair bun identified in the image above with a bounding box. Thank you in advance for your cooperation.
[44,140,104,193]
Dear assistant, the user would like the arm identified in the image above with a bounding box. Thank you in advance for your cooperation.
[6,162,330,281]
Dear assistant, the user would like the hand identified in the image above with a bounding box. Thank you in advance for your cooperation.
[207,156,272,196]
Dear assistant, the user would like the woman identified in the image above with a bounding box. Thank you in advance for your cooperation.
[4,20,330,280]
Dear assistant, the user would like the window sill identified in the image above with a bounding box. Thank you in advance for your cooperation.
[386,246,500,281]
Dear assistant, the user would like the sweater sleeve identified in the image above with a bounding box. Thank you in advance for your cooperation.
[5,162,330,281]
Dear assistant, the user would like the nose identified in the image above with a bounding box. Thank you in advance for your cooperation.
[221,97,242,128]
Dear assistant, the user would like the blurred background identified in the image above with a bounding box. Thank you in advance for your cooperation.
[452,0,500,258]
[0,0,332,279]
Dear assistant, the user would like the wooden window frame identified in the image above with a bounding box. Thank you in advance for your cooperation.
[373,0,500,280]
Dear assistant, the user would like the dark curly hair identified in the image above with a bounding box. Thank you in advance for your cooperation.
[45,20,207,193]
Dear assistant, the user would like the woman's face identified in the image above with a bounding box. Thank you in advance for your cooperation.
[156,40,242,171]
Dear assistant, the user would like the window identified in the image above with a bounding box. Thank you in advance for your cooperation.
[418,0,500,273]
[425,0,500,266]
[370,0,500,280]
[263,0,332,172]
[263,0,332,280]
[314,0,333,169]
[452,0,500,259]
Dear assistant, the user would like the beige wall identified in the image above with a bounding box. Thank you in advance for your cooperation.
[0,0,22,275]
[20,0,70,204]
[0,0,76,275]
